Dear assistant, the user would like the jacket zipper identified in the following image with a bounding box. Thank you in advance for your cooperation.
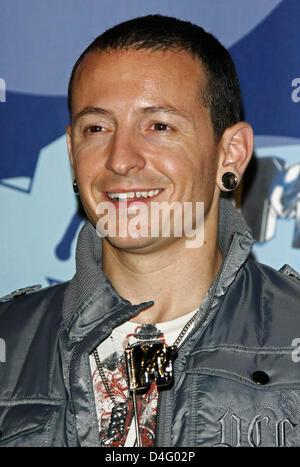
[68,340,84,447]
[154,391,162,447]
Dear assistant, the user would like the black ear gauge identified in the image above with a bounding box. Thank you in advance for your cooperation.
[221,172,238,190]
[73,178,79,194]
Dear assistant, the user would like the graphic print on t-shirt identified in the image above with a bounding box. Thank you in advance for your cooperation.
[91,323,165,447]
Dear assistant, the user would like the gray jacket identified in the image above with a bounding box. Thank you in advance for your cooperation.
[1,199,300,447]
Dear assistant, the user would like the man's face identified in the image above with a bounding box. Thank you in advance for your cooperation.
[67,48,221,251]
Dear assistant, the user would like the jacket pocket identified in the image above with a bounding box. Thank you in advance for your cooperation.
[180,346,300,447]
[0,400,62,446]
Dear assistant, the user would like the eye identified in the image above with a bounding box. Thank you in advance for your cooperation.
[150,123,172,131]
[85,125,107,134]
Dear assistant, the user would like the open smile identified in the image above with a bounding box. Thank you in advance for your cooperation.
[105,189,163,203]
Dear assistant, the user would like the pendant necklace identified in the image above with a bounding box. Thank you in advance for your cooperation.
[92,309,199,446]
[92,346,128,441]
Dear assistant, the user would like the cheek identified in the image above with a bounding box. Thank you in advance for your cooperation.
[73,146,104,182]
[160,147,208,183]
[150,141,193,179]
[181,150,218,202]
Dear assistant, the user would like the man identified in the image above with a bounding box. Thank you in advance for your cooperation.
[1,15,300,448]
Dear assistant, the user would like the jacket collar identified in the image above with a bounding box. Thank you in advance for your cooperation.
[62,197,254,326]
[218,195,252,253]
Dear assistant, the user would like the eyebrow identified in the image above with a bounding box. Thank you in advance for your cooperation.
[72,104,190,125]
[72,107,112,125]
[137,105,189,119]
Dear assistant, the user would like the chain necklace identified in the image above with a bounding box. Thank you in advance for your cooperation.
[92,346,128,441]
[92,308,199,445]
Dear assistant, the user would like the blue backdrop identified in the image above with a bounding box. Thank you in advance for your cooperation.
[1,0,299,296]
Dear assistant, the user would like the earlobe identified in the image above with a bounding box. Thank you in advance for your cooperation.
[216,122,254,192]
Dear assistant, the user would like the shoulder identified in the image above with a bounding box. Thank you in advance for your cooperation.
[239,259,300,314]
[0,284,43,302]
[0,283,69,395]
[0,282,68,328]
[234,259,300,344]
[224,258,300,318]
[208,259,300,348]
[244,259,300,294]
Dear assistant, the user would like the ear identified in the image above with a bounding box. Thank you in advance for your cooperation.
[216,122,254,192]
[66,124,75,174]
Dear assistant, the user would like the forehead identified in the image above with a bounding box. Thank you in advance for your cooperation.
[71,48,207,114]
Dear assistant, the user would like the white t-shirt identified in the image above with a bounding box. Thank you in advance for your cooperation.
[89,309,198,447]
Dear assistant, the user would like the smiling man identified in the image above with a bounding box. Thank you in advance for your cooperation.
[1,15,300,448]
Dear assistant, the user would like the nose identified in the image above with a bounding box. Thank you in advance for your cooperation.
[105,128,146,175]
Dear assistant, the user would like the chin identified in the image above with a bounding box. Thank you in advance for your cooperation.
[104,234,168,253]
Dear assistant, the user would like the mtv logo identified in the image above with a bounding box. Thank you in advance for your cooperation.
[240,143,300,271]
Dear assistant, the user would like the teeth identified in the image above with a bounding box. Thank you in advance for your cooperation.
[107,189,160,200]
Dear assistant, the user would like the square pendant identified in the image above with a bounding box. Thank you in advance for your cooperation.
[125,342,178,391]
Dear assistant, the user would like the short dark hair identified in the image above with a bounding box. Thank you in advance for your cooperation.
[68,14,242,141]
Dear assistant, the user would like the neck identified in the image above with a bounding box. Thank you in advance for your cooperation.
[102,207,222,324]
